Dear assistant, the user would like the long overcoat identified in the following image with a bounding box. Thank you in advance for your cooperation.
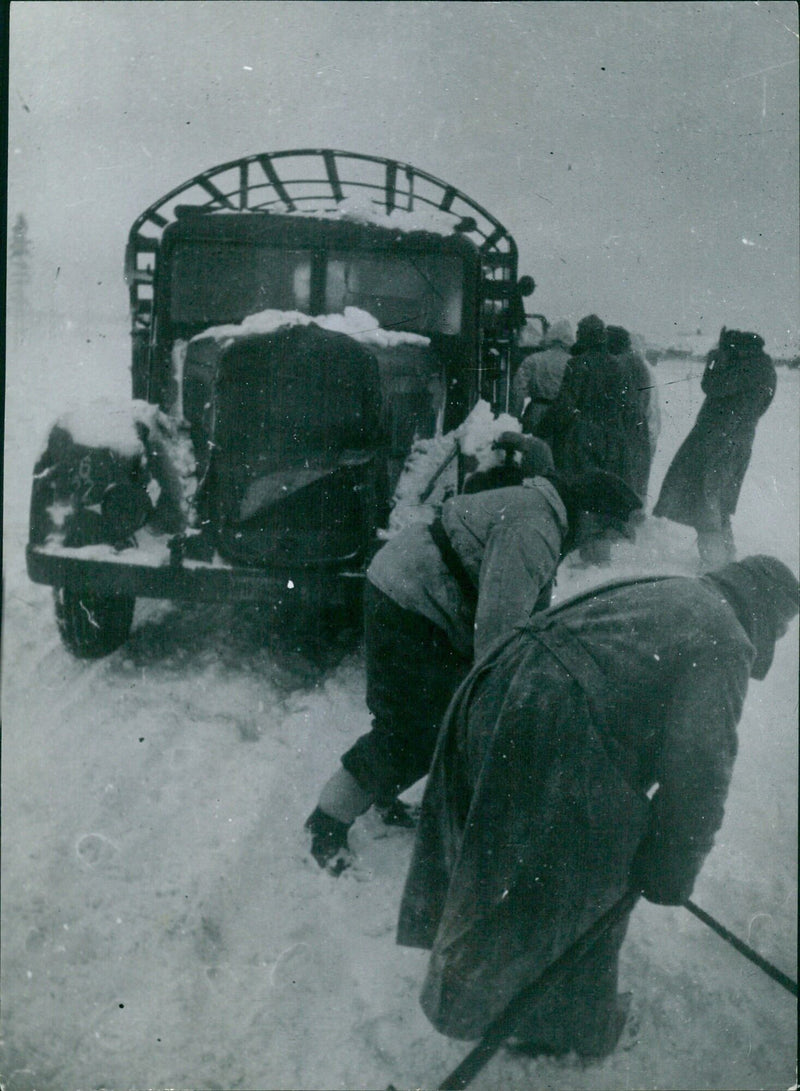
[534,350,650,499]
[614,348,654,500]
[654,346,776,529]
[397,576,754,1041]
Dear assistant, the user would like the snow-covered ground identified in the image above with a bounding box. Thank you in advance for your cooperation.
[2,321,797,1091]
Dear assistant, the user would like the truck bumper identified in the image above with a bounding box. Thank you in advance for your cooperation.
[26,542,365,603]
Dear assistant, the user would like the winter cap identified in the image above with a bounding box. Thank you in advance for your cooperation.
[570,314,606,355]
[549,469,642,543]
[606,325,632,355]
[577,314,604,338]
[518,435,555,477]
[704,555,799,679]
[463,434,555,494]
[719,329,765,355]
[546,319,574,348]
[563,469,643,519]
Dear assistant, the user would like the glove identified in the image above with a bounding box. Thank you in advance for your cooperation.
[629,831,703,906]
[304,807,353,875]
[492,430,529,452]
[492,433,554,478]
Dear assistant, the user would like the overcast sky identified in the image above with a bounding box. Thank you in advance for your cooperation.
[7,0,799,353]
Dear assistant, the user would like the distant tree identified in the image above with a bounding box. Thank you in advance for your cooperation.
[8,213,32,343]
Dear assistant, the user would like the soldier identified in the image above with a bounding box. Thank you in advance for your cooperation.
[510,318,574,429]
[397,556,798,1059]
[654,328,777,568]
[606,324,656,505]
[534,315,647,563]
[306,437,642,872]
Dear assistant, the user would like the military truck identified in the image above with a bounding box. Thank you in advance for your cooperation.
[26,149,536,657]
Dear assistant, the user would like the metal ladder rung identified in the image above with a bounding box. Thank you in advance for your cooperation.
[134,236,160,253]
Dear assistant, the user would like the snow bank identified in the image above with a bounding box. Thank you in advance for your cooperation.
[50,399,161,459]
[381,400,524,538]
[456,398,521,470]
[191,306,431,351]
[44,397,198,528]
[380,432,456,538]
[288,194,458,237]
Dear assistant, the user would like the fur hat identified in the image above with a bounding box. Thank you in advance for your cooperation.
[463,436,555,494]
[704,555,799,679]
[551,469,642,543]
[719,329,766,358]
[564,469,642,516]
[517,435,556,478]
[570,314,606,355]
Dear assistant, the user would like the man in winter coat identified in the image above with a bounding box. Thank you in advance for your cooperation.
[532,314,609,479]
[396,555,798,1059]
[654,328,776,568]
[305,437,642,872]
[606,325,657,503]
[509,319,574,429]
[533,315,648,563]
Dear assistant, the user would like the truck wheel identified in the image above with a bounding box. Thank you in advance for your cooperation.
[53,588,135,659]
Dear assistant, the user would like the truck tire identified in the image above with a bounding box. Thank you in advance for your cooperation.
[54,588,135,659]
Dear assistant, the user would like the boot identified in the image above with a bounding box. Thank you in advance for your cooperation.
[508,992,634,1063]
[375,797,420,828]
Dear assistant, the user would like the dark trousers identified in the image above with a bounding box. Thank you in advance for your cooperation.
[341,582,471,804]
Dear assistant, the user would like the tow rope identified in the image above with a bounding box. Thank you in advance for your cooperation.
[685,899,798,997]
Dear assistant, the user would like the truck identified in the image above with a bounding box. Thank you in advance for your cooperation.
[26,149,537,657]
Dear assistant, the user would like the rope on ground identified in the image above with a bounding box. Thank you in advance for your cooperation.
[684,898,798,997]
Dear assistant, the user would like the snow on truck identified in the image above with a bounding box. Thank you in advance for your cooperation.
[26,149,537,657]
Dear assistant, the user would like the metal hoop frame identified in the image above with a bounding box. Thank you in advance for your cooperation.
[124,149,521,346]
